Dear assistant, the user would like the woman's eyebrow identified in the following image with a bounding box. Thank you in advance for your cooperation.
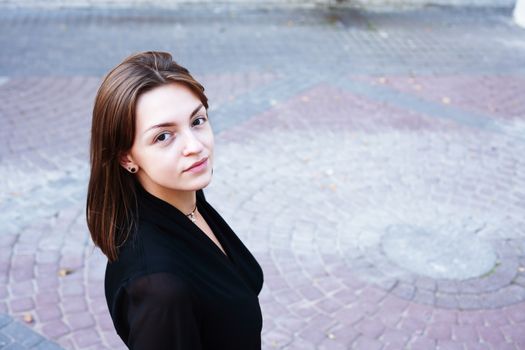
[143,103,205,135]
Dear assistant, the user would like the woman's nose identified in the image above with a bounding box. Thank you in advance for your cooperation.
[181,130,204,156]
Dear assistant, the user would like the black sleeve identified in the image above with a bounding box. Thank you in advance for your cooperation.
[122,272,202,350]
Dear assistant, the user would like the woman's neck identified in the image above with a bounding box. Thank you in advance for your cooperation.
[138,180,197,215]
[162,189,197,216]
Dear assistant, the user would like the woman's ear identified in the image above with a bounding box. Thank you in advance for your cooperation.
[119,151,136,171]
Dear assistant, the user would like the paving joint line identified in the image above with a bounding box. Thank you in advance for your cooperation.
[331,75,525,143]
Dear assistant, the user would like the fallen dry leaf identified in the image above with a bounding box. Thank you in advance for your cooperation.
[58,268,74,277]
[23,313,33,323]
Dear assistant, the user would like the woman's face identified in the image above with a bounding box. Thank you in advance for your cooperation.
[123,82,214,197]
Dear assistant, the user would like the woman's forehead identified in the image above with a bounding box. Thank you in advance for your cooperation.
[136,83,202,129]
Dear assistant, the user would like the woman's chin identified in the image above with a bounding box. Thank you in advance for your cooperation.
[188,174,213,191]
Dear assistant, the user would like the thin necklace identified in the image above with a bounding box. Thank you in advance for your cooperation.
[186,204,197,223]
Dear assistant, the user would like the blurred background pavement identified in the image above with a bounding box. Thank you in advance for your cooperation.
[0,0,524,349]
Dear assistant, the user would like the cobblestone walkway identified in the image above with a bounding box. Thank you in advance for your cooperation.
[1,3,524,349]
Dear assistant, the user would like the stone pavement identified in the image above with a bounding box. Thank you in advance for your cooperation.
[0,0,516,9]
[1,3,525,349]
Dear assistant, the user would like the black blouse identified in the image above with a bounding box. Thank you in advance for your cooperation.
[104,182,264,350]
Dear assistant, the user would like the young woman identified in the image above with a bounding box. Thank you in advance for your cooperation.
[86,51,264,349]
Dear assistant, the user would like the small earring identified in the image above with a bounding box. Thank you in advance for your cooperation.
[128,167,137,173]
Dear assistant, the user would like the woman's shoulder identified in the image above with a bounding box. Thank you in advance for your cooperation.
[105,218,195,290]
[106,219,171,268]
[104,221,161,285]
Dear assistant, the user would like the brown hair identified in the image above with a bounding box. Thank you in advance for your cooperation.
[86,51,208,262]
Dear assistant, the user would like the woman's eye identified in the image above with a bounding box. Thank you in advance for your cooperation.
[155,132,172,143]
[193,116,207,126]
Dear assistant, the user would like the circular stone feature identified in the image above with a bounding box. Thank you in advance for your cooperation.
[381,224,497,280]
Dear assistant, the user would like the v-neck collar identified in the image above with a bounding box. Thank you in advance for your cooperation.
[134,181,235,266]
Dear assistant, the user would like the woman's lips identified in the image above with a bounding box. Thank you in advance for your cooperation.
[185,158,208,173]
